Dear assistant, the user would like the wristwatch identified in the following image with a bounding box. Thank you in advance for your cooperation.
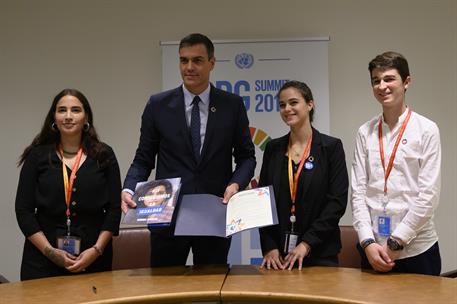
[387,237,404,251]
[361,238,375,250]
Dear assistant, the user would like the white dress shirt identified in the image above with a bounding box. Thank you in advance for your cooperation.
[351,109,441,259]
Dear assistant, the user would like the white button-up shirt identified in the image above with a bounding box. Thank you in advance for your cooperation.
[351,109,441,259]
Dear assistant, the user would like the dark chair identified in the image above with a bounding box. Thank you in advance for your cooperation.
[112,227,151,270]
[338,225,361,268]
[441,269,457,278]
[0,274,9,283]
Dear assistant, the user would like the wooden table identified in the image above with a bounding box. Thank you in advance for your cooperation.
[0,265,228,304]
[1,265,455,303]
[221,265,457,303]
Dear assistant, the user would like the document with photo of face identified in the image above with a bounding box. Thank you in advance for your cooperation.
[122,177,181,227]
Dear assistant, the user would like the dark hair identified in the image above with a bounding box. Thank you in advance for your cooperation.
[179,33,214,59]
[134,179,174,208]
[278,80,315,122]
[18,89,105,166]
[368,51,410,82]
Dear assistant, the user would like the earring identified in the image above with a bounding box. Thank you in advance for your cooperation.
[83,122,90,132]
[51,122,58,132]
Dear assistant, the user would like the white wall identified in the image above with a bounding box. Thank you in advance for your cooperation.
[1,0,455,281]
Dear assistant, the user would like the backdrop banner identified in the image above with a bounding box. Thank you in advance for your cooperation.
[161,38,330,265]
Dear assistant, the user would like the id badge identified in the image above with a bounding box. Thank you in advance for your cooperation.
[57,236,81,255]
[377,215,391,237]
[284,232,299,254]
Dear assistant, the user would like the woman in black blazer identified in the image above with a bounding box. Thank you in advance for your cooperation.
[259,81,348,270]
[15,89,121,280]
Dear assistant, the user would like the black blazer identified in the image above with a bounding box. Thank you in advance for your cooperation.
[124,84,256,198]
[258,128,348,259]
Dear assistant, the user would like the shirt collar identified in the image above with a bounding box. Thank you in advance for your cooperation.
[381,105,410,126]
[182,84,211,106]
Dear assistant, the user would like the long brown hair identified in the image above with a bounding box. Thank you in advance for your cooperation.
[18,89,107,166]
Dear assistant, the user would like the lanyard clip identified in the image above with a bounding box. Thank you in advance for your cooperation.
[290,215,296,232]
[66,217,71,236]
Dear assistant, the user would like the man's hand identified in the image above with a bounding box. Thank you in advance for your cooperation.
[121,191,136,214]
[383,243,402,262]
[364,243,395,272]
[222,183,240,204]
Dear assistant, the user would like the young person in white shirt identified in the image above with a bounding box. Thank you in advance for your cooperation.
[351,51,441,275]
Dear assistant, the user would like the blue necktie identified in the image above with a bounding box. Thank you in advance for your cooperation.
[190,96,201,159]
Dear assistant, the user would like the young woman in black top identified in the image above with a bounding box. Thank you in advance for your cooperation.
[15,89,121,280]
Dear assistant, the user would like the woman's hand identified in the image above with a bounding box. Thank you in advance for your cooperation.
[260,249,285,270]
[43,246,77,268]
[283,242,311,270]
[66,247,100,273]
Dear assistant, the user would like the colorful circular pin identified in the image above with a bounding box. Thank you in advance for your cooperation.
[304,162,314,170]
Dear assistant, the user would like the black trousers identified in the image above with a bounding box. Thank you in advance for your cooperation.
[150,234,231,267]
[357,241,441,276]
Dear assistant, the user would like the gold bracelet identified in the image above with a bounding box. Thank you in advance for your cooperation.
[92,245,103,256]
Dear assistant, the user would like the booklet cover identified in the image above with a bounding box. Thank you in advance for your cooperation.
[174,186,278,237]
[122,177,181,227]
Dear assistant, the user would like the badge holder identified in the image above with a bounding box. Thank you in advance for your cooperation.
[57,218,81,255]
[377,214,391,237]
[375,194,391,239]
[284,215,299,254]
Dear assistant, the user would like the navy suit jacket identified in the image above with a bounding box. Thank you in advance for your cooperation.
[124,85,256,198]
[258,128,348,259]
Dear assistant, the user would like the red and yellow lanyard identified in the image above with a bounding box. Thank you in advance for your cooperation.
[59,145,83,235]
[287,131,313,218]
[378,108,412,194]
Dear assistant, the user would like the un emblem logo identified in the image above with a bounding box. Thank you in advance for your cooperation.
[235,53,254,69]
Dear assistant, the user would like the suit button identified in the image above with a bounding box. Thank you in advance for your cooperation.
[71,201,77,206]
[72,212,77,217]
[72,188,77,192]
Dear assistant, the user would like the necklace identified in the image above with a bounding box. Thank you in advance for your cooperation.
[290,145,304,158]
[63,149,78,155]
[292,148,301,158]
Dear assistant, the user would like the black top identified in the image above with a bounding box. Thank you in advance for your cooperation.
[15,143,121,280]
[259,129,349,262]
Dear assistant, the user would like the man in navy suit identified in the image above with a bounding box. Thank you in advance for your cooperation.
[122,33,256,266]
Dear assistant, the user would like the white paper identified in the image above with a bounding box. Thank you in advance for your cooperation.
[226,186,274,236]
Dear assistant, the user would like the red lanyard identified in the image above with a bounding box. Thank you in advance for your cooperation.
[378,109,412,194]
[287,131,313,216]
[59,146,83,218]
